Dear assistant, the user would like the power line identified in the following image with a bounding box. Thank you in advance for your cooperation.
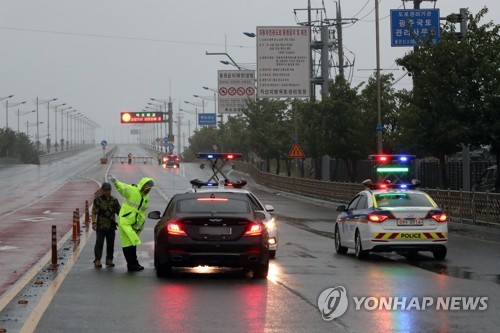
[0,26,253,49]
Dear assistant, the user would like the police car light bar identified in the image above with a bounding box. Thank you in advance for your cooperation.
[369,155,416,163]
[197,153,242,160]
[362,179,421,190]
[190,178,247,189]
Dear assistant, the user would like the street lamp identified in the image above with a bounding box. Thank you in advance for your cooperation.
[203,86,222,125]
[5,100,26,129]
[375,0,383,154]
[26,121,44,137]
[179,107,198,132]
[65,109,77,149]
[17,109,35,133]
[206,51,242,70]
[151,97,173,145]
[35,98,57,151]
[52,103,66,151]
[1,95,14,127]
[58,106,72,150]
[46,98,58,152]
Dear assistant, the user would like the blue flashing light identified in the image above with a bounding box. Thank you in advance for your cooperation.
[369,155,416,163]
[197,152,242,160]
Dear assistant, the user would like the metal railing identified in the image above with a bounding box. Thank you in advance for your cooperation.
[234,162,500,226]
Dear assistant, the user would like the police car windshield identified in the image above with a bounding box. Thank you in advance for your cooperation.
[375,192,433,208]
[177,198,251,214]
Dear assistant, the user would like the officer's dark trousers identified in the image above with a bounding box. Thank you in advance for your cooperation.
[94,229,115,260]
[122,245,140,267]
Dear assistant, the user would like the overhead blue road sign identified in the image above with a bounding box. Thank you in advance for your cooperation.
[198,113,217,126]
[390,9,440,47]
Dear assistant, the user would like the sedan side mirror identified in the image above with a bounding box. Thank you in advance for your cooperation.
[336,205,346,212]
[148,211,162,219]
[265,204,274,212]
[255,211,266,220]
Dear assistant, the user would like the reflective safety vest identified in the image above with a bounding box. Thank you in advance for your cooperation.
[115,177,154,247]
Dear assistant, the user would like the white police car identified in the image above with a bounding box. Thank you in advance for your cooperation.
[334,179,448,260]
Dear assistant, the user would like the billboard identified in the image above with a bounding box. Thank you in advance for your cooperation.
[217,70,255,115]
[256,26,311,98]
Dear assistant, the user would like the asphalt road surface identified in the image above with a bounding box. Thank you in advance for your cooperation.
[0,145,499,333]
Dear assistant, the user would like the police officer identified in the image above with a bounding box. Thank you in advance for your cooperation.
[92,182,121,268]
[127,153,133,165]
[108,174,154,272]
[157,152,162,165]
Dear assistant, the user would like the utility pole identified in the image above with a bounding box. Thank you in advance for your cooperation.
[336,3,344,78]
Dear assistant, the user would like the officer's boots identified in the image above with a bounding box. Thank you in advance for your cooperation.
[106,259,115,267]
[94,260,102,268]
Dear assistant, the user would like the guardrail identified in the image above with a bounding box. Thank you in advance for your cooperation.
[234,161,500,226]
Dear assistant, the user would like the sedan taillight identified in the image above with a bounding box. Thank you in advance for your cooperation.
[368,214,389,223]
[431,213,448,222]
[167,221,187,236]
[243,222,263,236]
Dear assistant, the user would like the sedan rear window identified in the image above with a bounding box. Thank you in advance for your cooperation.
[374,192,434,208]
[177,198,251,214]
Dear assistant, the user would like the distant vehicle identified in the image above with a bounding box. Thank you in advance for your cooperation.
[163,154,180,168]
[148,191,270,278]
[474,165,497,193]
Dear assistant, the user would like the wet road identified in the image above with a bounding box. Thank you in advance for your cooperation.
[1,145,500,332]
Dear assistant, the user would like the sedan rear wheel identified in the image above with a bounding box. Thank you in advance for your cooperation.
[253,261,269,279]
[156,262,172,278]
[355,231,369,259]
[432,247,447,260]
[335,226,348,254]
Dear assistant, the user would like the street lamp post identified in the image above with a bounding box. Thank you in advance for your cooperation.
[17,109,35,133]
[375,0,383,154]
[46,98,58,152]
[5,100,26,129]
[151,98,173,150]
[35,98,57,152]
[52,103,66,151]
[179,108,198,132]
[1,95,14,127]
[26,121,44,137]
[59,106,72,150]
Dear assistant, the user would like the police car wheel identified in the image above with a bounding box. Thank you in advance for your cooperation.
[355,231,369,259]
[335,226,348,254]
[432,247,447,260]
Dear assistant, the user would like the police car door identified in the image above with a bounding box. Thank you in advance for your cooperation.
[343,195,362,247]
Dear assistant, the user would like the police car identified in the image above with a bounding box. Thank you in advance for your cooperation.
[334,155,448,260]
[187,152,279,259]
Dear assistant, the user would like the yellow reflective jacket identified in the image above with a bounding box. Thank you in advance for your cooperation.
[115,177,154,247]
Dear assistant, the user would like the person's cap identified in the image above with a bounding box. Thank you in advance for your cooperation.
[101,182,112,190]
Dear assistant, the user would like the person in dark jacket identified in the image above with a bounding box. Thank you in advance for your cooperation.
[92,182,121,268]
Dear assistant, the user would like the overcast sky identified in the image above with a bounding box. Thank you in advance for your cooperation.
[0,0,498,144]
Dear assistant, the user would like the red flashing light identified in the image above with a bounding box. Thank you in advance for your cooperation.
[368,214,389,223]
[243,222,263,236]
[379,184,388,189]
[167,222,187,236]
[379,156,388,162]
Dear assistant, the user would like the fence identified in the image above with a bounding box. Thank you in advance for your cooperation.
[234,161,500,227]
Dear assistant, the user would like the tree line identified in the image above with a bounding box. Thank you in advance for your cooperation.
[183,9,499,190]
[0,128,40,164]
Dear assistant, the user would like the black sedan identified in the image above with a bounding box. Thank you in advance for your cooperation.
[148,191,270,278]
